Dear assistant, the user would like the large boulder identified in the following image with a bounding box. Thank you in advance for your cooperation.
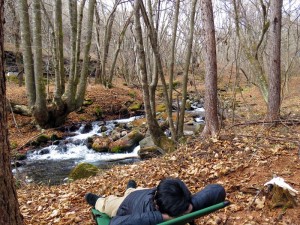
[92,136,112,152]
[139,136,165,159]
[183,123,205,135]
[128,102,142,111]
[109,130,144,153]
[68,162,100,181]
[139,146,165,159]
[158,136,176,153]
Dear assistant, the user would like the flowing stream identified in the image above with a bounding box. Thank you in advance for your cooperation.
[13,102,205,185]
[13,117,142,185]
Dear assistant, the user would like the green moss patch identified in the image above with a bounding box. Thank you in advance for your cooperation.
[68,163,100,181]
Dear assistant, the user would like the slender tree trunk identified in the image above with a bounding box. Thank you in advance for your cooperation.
[108,11,134,86]
[32,0,48,125]
[39,0,60,100]
[139,1,176,141]
[94,5,103,84]
[0,1,24,222]
[147,0,158,118]
[75,0,96,107]
[54,0,65,96]
[74,0,86,85]
[177,0,197,138]
[168,0,180,107]
[267,0,282,121]
[18,0,35,107]
[201,0,219,137]
[101,1,120,87]
[65,0,78,109]
[134,0,163,145]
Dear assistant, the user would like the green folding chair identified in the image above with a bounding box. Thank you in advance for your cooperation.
[91,201,230,225]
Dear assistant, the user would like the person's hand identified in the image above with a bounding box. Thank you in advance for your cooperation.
[162,213,173,221]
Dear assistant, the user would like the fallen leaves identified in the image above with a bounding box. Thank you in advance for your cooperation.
[15,132,300,225]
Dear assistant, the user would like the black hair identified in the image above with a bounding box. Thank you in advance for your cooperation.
[155,178,192,217]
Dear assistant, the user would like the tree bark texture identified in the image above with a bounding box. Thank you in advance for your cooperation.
[139,2,176,141]
[74,0,86,85]
[18,0,35,106]
[32,0,49,125]
[177,0,197,138]
[65,0,78,109]
[75,0,96,108]
[267,0,282,120]
[101,1,120,87]
[147,0,158,118]
[0,0,24,223]
[54,0,65,96]
[108,11,134,86]
[168,0,180,107]
[201,0,219,137]
[134,0,163,145]
[94,5,103,84]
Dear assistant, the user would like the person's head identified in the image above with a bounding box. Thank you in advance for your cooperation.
[155,178,192,217]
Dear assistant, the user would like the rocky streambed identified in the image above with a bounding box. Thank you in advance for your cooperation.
[13,102,205,185]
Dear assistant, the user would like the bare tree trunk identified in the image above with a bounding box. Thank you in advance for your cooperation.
[108,11,134,86]
[267,0,282,121]
[100,0,120,87]
[54,0,65,96]
[147,0,159,118]
[74,0,86,85]
[75,0,96,107]
[139,1,176,141]
[94,5,103,84]
[168,0,180,107]
[32,0,48,125]
[134,0,163,145]
[65,0,78,109]
[201,0,219,137]
[177,0,197,138]
[0,1,24,222]
[18,0,35,107]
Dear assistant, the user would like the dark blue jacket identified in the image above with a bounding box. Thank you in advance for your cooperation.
[109,188,163,225]
[109,184,225,225]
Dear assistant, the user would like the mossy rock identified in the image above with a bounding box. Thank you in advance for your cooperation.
[111,146,122,153]
[69,163,100,181]
[128,102,142,111]
[109,130,144,153]
[156,104,166,113]
[83,99,93,106]
[36,134,50,144]
[158,136,176,153]
[138,146,164,159]
[92,137,111,152]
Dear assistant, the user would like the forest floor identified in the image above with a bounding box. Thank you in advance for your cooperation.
[6,75,300,225]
